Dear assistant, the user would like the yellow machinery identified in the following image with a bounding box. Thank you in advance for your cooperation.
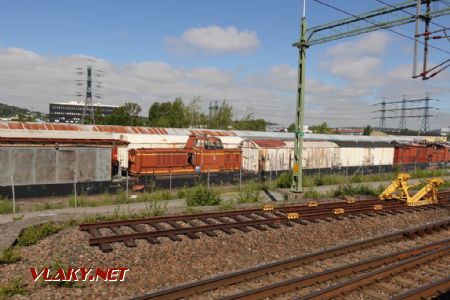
[379,173,444,206]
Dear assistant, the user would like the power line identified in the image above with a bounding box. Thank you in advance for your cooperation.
[311,0,450,55]
[373,0,448,29]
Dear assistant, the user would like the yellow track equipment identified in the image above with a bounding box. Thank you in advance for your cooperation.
[379,173,444,206]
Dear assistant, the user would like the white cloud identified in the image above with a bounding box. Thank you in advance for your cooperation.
[0,41,448,129]
[165,26,260,54]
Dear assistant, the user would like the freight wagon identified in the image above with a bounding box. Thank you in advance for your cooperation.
[393,143,449,170]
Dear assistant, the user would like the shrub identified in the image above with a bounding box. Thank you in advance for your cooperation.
[0,247,20,264]
[185,185,221,206]
[236,181,261,203]
[276,172,292,188]
[303,188,321,199]
[219,200,237,211]
[16,223,63,247]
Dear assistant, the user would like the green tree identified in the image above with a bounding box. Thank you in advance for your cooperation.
[101,102,143,126]
[148,98,190,128]
[209,100,233,129]
[234,113,267,131]
[363,125,373,136]
[287,122,296,132]
[309,122,332,134]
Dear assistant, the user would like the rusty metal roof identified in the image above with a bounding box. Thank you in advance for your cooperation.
[0,122,168,134]
[252,139,287,148]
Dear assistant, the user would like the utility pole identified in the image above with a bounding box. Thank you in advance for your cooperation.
[291,16,307,193]
[290,0,449,193]
[419,92,431,134]
[399,96,407,131]
[379,98,387,130]
[81,66,94,124]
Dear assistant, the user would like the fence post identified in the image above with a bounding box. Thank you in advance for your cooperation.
[207,168,210,189]
[126,169,129,200]
[11,176,15,214]
[269,169,272,188]
[239,167,242,192]
[73,172,77,208]
[169,169,172,193]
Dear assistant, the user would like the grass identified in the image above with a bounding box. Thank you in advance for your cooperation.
[0,278,27,297]
[0,197,16,214]
[303,188,321,199]
[15,221,75,247]
[235,180,261,203]
[219,200,237,211]
[0,247,21,264]
[275,168,448,190]
[185,185,221,206]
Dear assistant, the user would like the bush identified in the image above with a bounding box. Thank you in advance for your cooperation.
[332,184,377,197]
[276,172,292,188]
[219,200,237,211]
[303,188,321,199]
[185,185,221,206]
[0,247,20,264]
[16,223,63,247]
[236,181,261,203]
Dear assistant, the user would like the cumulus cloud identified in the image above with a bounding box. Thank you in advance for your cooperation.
[165,26,260,54]
[0,37,448,130]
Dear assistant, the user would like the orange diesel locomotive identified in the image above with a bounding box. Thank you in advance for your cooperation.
[128,134,242,176]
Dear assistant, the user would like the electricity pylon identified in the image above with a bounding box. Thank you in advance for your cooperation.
[291,0,449,193]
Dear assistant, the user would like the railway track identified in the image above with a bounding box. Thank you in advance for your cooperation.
[132,219,450,299]
[80,192,450,252]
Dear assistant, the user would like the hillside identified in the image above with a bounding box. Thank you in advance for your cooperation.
[0,103,30,117]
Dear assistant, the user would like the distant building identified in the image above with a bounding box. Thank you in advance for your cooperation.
[49,101,118,123]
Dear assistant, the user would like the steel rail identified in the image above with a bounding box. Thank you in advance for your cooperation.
[391,275,450,300]
[88,202,415,246]
[131,218,450,300]
[222,239,450,300]
[301,245,450,300]
[79,198,386,230]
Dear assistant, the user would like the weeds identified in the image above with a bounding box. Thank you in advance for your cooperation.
[332,184,378,197]
[219,200,237,211]
[236,181,261,203]
[16,222,65,247]
[0,278,27,297]
[0,197,16,214]
[185,185,221,206]
[303,188,321,199]
[0,247,21,264]
[276,172,292,188]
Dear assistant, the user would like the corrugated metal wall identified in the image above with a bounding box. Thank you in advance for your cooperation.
[0,147,111,186]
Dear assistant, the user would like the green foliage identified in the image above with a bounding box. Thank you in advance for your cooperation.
[309,122,333,134]
[0,278,27,297]
[209,100,233,129]
[0,103,29,117]
[332,184,378,197]
[287,123,296,132]
[98,102,143,126]
[185,185,222,206]
[236,180,261,203]
[0,247,21,264]
[0,197,15,214]
[303,188,321,199]
[276,172,292,188]
[363,125,373,136]
[16,223,64,247]
[234,113,267,131]
[148,98,190,128]
[219,200,237,211]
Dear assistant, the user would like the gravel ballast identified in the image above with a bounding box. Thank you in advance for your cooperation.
[1,207,449,299]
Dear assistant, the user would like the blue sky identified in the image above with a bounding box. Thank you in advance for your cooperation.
[0,0,448,129]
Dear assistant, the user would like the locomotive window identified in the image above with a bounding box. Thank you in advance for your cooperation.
[187,153,193,165]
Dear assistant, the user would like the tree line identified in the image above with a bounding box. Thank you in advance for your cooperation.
[93,97,268,131]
